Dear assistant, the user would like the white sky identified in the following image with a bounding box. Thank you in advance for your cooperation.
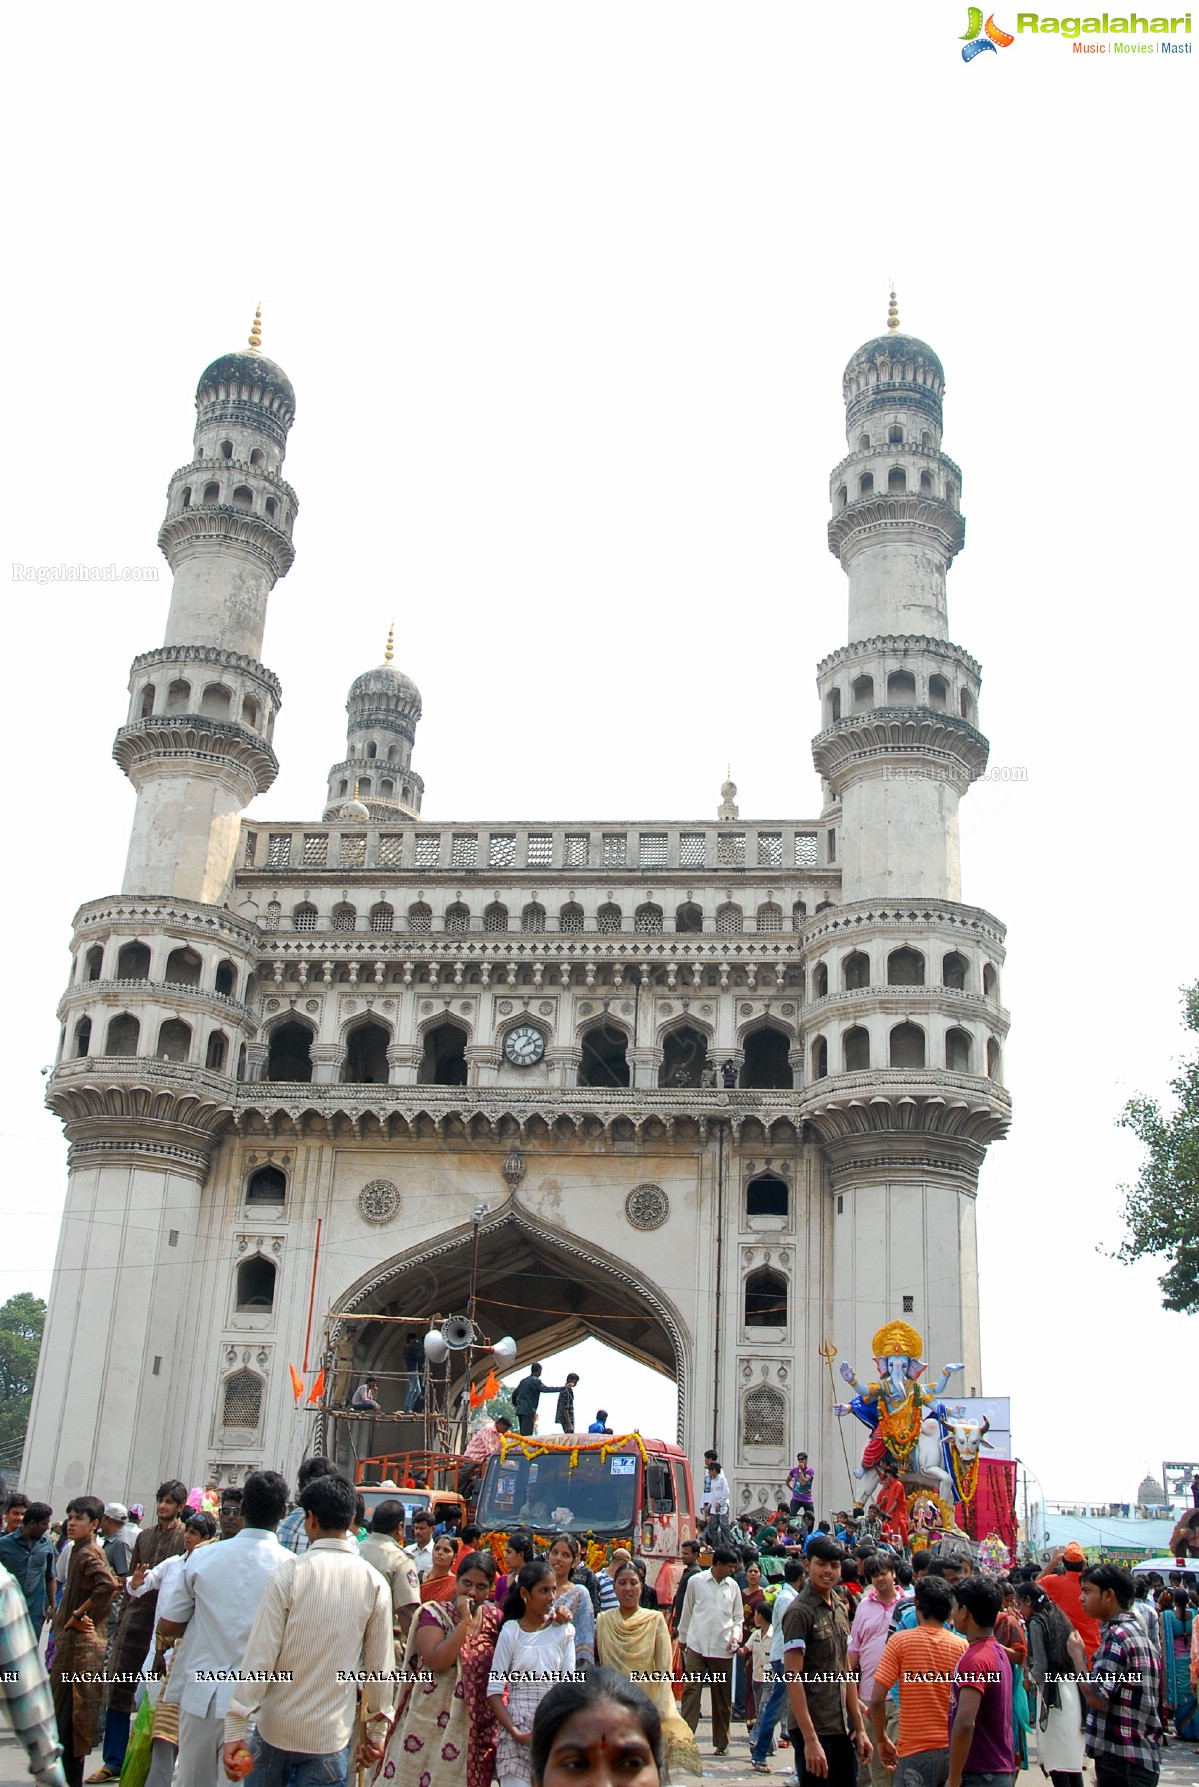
[3,4,1195,1504]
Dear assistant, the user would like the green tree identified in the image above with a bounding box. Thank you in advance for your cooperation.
[0,1292,47,1470]
[1117,982,1199,1314]
[485,1387,517,1427]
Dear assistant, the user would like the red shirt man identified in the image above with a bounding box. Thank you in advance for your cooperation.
[1037,1543,1101,1662]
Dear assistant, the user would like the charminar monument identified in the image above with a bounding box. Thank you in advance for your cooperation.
[25,294,1010,1512]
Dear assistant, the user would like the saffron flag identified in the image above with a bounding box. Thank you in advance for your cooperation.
[307,1368,325,1405]
[289,1363,304,1403]
[481,1368,499,1400]
[469,1380,484,1410]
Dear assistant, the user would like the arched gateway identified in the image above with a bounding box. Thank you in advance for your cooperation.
[325,1205,690,1455]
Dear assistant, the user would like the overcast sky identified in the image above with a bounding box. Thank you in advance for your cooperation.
[3,5,1194,1505]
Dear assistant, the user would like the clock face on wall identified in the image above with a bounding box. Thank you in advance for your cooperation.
[503,1024,546,1067]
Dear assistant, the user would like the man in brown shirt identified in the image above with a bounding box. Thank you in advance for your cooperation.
[50,1496,120,1787]
[782,1535,872,1787]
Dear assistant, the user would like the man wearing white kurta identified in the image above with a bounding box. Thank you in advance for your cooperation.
[156,1472,290,1787]
[677,1548,744,1756]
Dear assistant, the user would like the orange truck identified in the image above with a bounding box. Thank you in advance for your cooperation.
[472,1433,698,1606]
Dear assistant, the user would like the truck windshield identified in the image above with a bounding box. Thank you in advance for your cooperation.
[476,1448,639,1536]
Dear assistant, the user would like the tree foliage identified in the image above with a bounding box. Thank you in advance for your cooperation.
[1117,982,1199,1314]
[0,1292,47,1469]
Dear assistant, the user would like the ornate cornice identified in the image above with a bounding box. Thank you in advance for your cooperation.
[67,1137,212,1175]
[157,507,295,578]
[797,897,1006,954]
[113,716,278,796]
[166,457,298,511]
[816,634,981,680]
[57,978,250,1023]
[805,1069,1010,1147]
[811,709,989,787]
[129,645,282,704]
[827,495,965,563]
[803,984,1009,1032]
[71,896,261,949]
[828,442,962,486]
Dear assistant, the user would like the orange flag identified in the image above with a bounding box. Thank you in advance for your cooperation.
[289,1363,304,1403]
[469,1380,485,1410]
[481,1368,499,1400]
[307,1369,325,1405]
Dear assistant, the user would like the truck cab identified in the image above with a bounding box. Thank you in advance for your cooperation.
[474,1434,696,1600]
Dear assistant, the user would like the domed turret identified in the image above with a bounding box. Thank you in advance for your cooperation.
[194,306,296,449]
[324,626,426,821]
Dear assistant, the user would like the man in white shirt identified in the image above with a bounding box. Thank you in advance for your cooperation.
[221,1474,394,1787]
[699,1453,731,1542]
[156,1470,290,1787]
[677,1546,744,1757]
[408,1510,435,1578]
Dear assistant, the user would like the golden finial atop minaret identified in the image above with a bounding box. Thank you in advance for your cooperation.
[887,284,900,333]
[384,621,395,665]
[248,302,263,351]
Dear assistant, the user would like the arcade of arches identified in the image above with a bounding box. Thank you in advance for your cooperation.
[261,1015,795,1088]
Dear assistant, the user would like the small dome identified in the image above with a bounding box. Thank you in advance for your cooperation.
[349,659,422,712]
[339,797,371,822]
[196,350,296,411]
[845,332,944,383]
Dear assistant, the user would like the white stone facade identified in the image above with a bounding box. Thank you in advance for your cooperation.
[25,312,1011,1520]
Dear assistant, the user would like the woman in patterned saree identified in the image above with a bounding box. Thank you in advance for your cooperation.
[595,1562,701,1780]
[375,1550,497,1787]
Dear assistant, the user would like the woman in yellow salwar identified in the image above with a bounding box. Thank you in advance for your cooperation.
[595,1562,701,1780]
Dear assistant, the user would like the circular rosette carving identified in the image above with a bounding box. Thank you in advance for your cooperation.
[358,1179,400,1225]
[625,1183,669,1231]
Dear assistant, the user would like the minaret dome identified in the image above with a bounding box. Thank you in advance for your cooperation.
[324,626,426,820]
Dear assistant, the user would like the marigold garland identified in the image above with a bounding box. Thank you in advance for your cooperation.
[496,1431,649,1471]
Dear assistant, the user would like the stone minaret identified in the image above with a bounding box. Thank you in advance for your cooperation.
[118,306,297,905]
[323,626,425,820]
[26,315,299,1505]
[809,294,1010,1407]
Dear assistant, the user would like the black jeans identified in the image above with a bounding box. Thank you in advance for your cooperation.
[792,1730,858,1787]
[1094,1759,1160,1787]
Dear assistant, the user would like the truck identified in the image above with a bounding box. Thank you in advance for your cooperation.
[472,1432,697,1605]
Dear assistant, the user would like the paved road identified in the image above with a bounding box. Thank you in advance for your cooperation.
[3,1723,1198,1787]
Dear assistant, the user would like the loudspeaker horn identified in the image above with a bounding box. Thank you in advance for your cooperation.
[423,1330,449,1364]
[442,1315,476,1351]
[491,1335,517,1368]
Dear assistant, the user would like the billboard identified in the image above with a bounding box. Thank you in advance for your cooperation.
[939,1396,1011,1459]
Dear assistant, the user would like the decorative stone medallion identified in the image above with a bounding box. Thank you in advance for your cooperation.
[740,1002,753,1016]
[538,1000,554,1015]
[304,999,319,1013]
[358,1179,400,1225]
[780,1003,795,1017]
[625,1183,669,1230]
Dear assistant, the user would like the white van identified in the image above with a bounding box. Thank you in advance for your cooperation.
[1129,1555,1199,1579]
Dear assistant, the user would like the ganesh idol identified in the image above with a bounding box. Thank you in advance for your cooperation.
[832,1319,964,1504]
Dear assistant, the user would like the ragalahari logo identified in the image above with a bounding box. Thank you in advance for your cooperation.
[961,8,1016,57]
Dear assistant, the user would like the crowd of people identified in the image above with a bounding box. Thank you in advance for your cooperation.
[1,1459,1197,1787]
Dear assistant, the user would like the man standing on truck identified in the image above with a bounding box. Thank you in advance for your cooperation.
[510,1363,566,1436]
[555,1373,581,1433]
